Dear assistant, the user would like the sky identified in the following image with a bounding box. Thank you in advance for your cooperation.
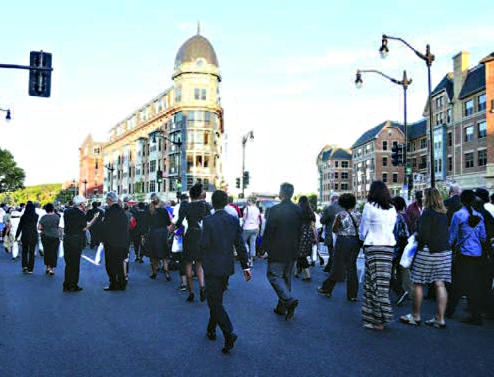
[0,0,493,196]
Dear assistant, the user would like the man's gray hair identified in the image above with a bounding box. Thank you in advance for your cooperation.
[449,185,461,196]
[330,192,340,202]
[73,195,86,206]
[279,182,294,200]
[106,191,119,203]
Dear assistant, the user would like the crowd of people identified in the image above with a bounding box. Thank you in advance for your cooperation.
[2,179,494,352]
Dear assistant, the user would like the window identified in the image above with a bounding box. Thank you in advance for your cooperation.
[447,108,452,123]
[435,112,444,125]
[334,184,339,191]
[341,183,348,190]
[201,89,207,100]
[412,158,417,169]
[435,96,444,109]
[464,126,474,142]
[382,173,388,183]
[150,160,156,173]
[341,161,348,168]
[478,94,486,111]
[392,173,398,183]
[175,86,182,103]
[420,156,427,169]
[194,88,207,100]
[447,132,452,147]
[464,99,473,116]
[382,141,388,151]
[478,121,487,139]
[335,161,339,168]
[448,156,452,171]
[420,138,426,149]
[478,149,487,166]
[334,172,339,179]
[382,157,388,167]
[194,88,200,100]
[341,172,348,180]
[465,152,474,168]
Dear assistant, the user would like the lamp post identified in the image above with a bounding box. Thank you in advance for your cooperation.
[82,179,88,198]
[150,130,183,199]
[241,130,254,199]
[379,34,435,187]
[0,108,11,121]
[105,164,115,192]
[355,69,412,194]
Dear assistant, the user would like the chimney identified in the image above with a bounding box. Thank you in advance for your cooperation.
[453,51,470,100]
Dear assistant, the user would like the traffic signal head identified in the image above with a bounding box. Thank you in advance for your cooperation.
[407,174,414,190]
[235,177,241,189]
[243,171,250,188]
[156,170,163,183]
[29,51,52,98]
[391,143,404,166]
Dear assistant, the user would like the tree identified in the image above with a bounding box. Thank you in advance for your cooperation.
[0,148,25,193]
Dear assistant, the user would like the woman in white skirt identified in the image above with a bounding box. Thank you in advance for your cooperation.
[400,187,452,329]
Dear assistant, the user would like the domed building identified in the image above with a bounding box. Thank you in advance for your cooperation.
[80,27,225,200]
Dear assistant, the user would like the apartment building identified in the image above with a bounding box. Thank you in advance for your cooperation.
[316,145,352,205]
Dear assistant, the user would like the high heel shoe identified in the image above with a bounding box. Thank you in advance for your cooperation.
[164,270,171,281]
[186,292,195,302]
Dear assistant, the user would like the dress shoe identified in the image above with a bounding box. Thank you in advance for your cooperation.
[150,273,157,279]
[206,331,216,341]
[317,286,332,298]
[285,299,299,321]
[222,333,238,353]
[186,293,194,302]
[273,307,286,316]
[65,286,83,292]
[460,315,483,326]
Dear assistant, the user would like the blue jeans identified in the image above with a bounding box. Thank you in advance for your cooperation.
[242,229,258,259]
[267,261,296,310]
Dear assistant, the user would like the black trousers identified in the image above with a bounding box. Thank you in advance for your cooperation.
[41,235,60,268]
[104,244,127,288]
[63,237,83,289]
[205,275,233,337]
[446,254,483,318]
[21,240,37,271]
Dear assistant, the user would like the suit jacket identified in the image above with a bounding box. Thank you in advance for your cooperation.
[101,204,129,249]
[262,199,302,262]
[199,209,249,277]
[320,202,344,247]
[444,195,462,226]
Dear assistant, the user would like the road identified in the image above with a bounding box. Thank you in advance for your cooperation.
[0,244,493,377]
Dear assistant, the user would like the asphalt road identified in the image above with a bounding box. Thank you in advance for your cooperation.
[0,244,493,377]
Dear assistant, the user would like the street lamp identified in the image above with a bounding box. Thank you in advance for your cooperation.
[355,69,412,194]
[82,179,88,198]
[149,130,183,198]
[241,130,254,199]
[105,164,115,192]
[0,108,11,121]
[380,34,436,187]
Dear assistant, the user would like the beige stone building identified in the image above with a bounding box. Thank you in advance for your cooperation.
[79,29,224,201]
[316,145,352,205]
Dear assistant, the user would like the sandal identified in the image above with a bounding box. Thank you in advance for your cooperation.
[400,314,421,326]
[425,318,446,329]
[363,323,384,331]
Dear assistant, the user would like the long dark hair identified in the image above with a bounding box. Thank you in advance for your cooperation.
[298,195,315,220]
[460,189,481,227]
[367,180,392,210]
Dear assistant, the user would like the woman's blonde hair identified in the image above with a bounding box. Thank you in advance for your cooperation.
[424,187,446,214]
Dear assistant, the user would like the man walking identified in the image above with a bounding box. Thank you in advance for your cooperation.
[199,190,251,353]
[320,193,344,272]
[101,192,130,291]
[263,182,302,320]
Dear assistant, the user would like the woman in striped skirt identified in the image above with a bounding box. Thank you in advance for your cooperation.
[400,187,451,329]
[359,181,397,330]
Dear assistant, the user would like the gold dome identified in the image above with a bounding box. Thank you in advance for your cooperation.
[174,34,219,69]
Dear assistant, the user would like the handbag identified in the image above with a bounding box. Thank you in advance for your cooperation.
[451,227,474,261]
[400,234,418,268]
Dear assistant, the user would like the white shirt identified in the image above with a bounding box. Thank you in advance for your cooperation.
[484,202,494,219]
[242,204,260,231]
[359,202,397,246]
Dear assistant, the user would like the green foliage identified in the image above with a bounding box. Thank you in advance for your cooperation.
[0,148,25,192]
[0,183,63,206]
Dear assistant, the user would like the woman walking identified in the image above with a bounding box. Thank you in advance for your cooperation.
[38,203,61,275]
[317,193,361,300]
[295,196,317,281]
[172,183,210,302]
[359,181,396,330]
[3,207,15,253]
[15,201,39,274]
[400,187,452,329]
[143,193,171,281]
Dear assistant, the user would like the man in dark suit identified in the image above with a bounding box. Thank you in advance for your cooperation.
[444,185,462,225]
[320,193,344,272]
[262,182,302,320]
[199,190,251,354]
[101,192,130,291]
[86,201,104,249]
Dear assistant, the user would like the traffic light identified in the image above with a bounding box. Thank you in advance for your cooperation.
[407,174,414,190]
[156,170,163,183]
[243,171,250,188]
[391,143,404,166]
[235,177,241,189]
[29,51,52,98]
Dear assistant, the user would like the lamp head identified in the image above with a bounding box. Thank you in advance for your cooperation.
[249,130,254,140]
[355,72,363,89]
[379,35,389,59]
[5,109,11,121]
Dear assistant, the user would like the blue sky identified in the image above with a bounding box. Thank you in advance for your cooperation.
[0,0,492,195]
